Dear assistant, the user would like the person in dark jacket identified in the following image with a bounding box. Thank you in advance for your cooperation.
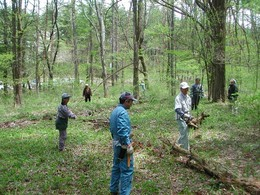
[228,79,239,102]
[55,93,76,151]
[83,84,92,102]
[190,78,204,110]
[227,79,239,114]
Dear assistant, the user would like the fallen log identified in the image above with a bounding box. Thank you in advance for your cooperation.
[160,137,260,194]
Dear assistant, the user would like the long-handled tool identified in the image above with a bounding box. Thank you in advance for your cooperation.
[127,154,131,167]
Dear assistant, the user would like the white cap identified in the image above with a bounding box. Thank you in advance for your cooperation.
[180,82,189,89]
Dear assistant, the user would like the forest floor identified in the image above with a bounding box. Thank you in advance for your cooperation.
[0,94,259,194]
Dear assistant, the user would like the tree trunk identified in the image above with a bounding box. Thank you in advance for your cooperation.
[139,0,149,90]
[207,0,226,102]
[133,0,140,98]
[42,0,59,87]
[111,0,115,86]
[114,5,119,84]
[87,2,94,85]
[21,1,28,91]
[95,1,108,98]
[2,0,10,95]
[89,29,94,85]
[167,0,176,96]
[35,0,40,93]
[110,1,119,86]
[133,0,146,98]
[250,10,259,91]
[71,0,79,84]
[11,0,22,106]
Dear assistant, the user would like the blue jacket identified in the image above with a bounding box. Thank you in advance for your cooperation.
[110,104,131,146]
[190,84,204,98]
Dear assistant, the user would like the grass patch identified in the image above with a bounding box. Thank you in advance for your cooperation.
[0,83,259,194]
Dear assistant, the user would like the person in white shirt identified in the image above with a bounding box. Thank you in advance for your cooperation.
[174,82,192,150]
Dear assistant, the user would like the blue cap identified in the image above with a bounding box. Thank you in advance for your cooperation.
[119,92,137,101]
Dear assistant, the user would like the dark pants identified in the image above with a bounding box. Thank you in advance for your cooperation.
[192,95,200,110]
[85,95,91,102]
[55,117,68,151]
[59,129,67,151]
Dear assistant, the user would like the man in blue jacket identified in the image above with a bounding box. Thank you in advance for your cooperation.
[190,78,204,110]
[109,92,136,195]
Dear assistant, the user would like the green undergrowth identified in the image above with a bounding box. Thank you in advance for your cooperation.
[0,86,259,194]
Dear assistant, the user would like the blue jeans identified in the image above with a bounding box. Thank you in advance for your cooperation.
[110,145,134,195]
[177,119,189,150]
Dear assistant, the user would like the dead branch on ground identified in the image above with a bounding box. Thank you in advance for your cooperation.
[186,112,210,129]
[160,137,260,194]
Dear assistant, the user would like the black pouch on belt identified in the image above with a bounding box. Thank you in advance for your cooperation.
[118,147,127,160]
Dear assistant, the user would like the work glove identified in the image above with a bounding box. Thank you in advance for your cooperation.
[127,145,134,154]
[71,115,76,119]
[183,113,192,120]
